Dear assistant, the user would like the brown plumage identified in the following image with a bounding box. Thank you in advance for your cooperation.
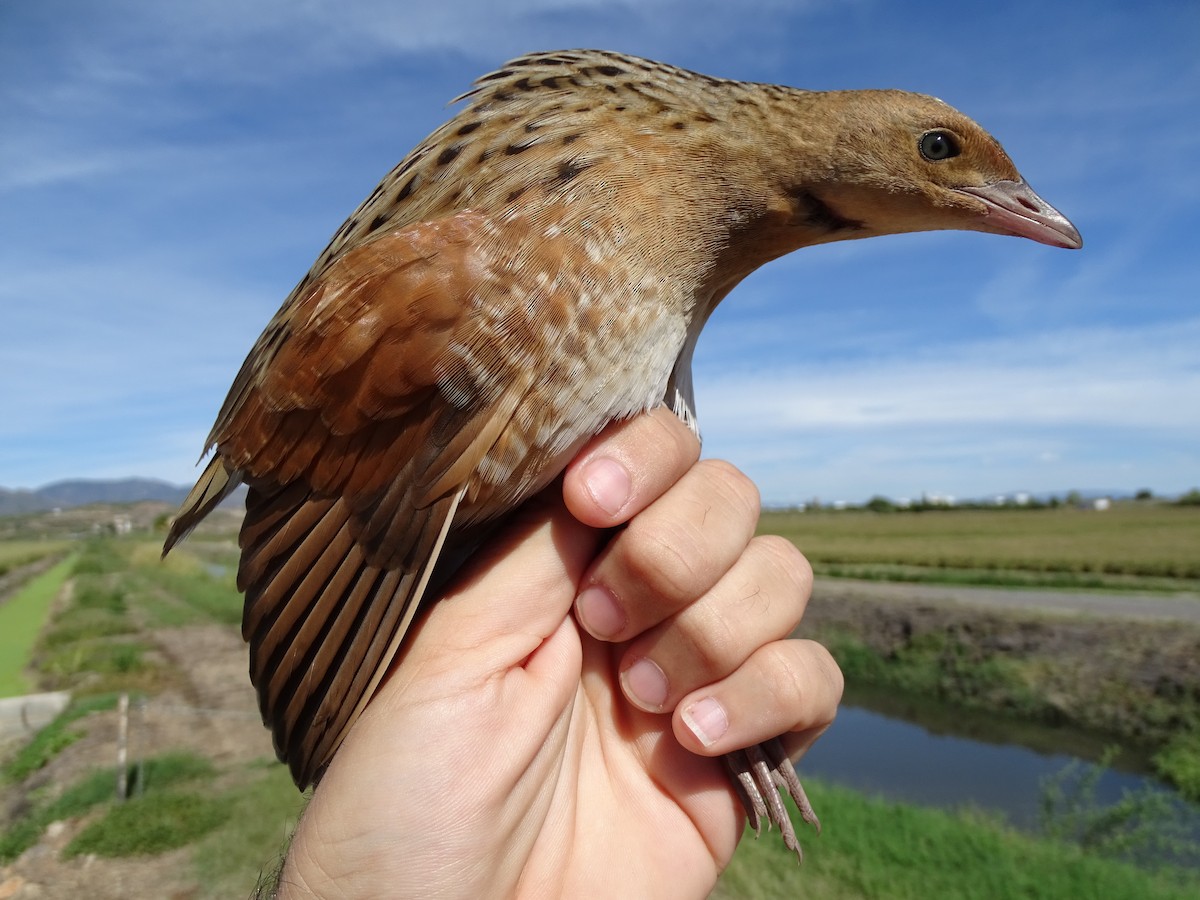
[164,49,1081,859]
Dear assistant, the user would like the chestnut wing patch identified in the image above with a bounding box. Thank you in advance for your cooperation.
[205,209,591,786]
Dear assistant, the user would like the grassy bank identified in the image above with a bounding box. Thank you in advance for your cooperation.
[802,595,1200,802]
[0,541,69,577]
[5,525,1199,896]
[6,732,1195,899]
[1,748,304,897]
[1,534,302,896]
[762,504,1200,590]
[27,537,243,699]
[0,553,76,697]
[716,783,1200,899]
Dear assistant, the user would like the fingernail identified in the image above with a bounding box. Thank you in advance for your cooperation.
[682,697,728,748]
[584,457,631,517]
[575,585,626,639]
[620,657,669,712]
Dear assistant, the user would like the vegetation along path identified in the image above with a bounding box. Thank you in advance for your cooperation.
[813,577,1200,624]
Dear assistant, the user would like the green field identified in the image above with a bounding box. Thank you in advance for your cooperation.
[0,554,76,697]
[761,504,1200,589]
[3,506,1200,896]
[0,540,69,576]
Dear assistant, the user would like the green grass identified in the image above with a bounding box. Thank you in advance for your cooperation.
[822,628,1048,719]
[0,540,69,575]
[0,554,77,697]
[66,791,230,858]
[117,536,243,627]
[1,746,302,893]
[28,541,187,696]
[1,751,218,863]
[716,782,1200,899]
[0,765,119,862]
[192,761,307,899]
[2,693,120,782]
[145,567,243,626]
[762,504,1200,588]
[69,539,130,576]
[1154,728,1200,800]
[820,562,1196,593]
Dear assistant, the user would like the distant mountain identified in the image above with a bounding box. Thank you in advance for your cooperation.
[0,478,194,516]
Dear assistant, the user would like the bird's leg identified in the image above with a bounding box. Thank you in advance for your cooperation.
[722,749,767,834]
[722,738,819,863]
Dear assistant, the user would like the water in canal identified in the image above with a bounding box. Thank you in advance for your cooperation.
[799,685,1200,865]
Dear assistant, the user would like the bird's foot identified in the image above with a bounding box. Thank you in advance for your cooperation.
[722,737,820,863]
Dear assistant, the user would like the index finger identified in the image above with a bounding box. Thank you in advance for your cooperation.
[562,406,701,528]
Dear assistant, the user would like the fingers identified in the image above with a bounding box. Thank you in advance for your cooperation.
[562,406,701,528]
[566,426,840,758]
[673,638,843,758]
[573,458,760,641]
[414,407,701,667]
[615,535,812,713]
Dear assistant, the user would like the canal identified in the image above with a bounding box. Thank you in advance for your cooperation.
[800,686,1200,864]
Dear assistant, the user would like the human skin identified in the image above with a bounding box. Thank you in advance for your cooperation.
[276,408,843,899]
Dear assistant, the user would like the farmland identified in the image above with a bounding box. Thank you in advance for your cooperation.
[1,502,1198,897]
[761,503,1200,590]
[0,542,70,575]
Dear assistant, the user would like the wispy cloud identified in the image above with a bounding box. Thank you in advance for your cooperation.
[694,317,1200,500]
[1,0,1195,502]
[698,318,1200,432]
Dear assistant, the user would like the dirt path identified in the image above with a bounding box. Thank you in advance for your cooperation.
[0,626,274,900]
[813,577,1200,623]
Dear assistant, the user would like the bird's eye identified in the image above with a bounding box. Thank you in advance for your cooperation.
[919,130,960,162]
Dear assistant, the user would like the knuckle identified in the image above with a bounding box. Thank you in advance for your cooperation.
[767,648,812,712]
[783,641,845,712]
[808,640,846,698]
[623,519,705,602]
[679,609,738,676]
[766,641,844,726]
[695,459,760,520]
[647,406,701,458]
[753,535,813,589]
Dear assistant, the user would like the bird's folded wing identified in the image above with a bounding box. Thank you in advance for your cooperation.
[202,210,576,786]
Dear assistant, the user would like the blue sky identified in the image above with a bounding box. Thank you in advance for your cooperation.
[2,0,1197,505]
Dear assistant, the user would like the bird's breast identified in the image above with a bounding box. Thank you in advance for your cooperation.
[447,211,694,522]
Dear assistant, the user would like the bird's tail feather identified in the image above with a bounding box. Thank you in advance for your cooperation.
[162,456,244,555]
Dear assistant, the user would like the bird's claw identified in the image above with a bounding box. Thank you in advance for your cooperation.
[723,737,819,863]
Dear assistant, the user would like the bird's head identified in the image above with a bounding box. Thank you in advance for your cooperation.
[787,89,1082,250]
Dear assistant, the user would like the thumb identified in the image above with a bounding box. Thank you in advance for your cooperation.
[409,490,603,674]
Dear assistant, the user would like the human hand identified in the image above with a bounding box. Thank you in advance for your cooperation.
[276,407,842,899]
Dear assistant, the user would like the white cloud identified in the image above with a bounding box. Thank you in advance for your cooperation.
[696,317,1200,434]
[690,317,1200,501]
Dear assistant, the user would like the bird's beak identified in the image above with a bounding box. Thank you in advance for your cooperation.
[955,179,1082,250]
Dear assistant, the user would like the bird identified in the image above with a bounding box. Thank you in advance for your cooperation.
[163,48,1081,861]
